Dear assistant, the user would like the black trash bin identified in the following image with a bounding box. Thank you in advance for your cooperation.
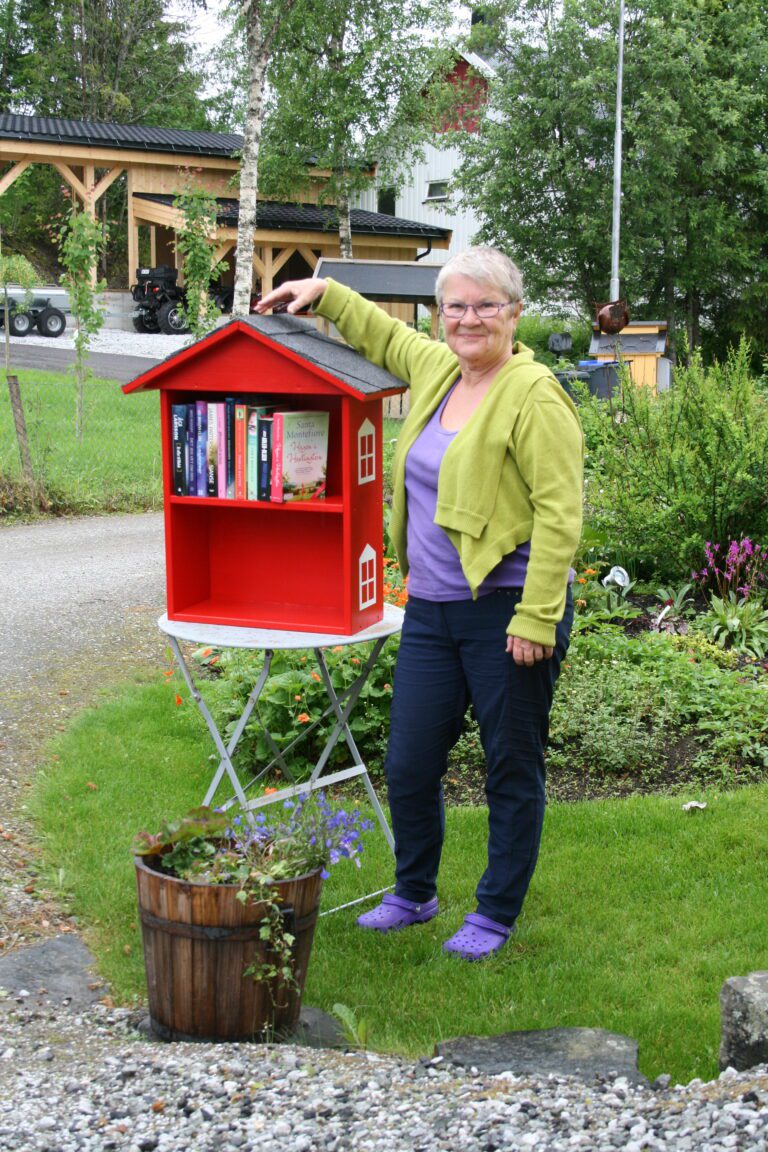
[554,370,590,400]
[579,361,620,399]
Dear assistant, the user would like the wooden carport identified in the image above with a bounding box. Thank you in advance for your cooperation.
[0,113,451,306]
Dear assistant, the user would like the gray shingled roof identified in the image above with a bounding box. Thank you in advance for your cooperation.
[0,113,242,157]
[314,259,440,303]
[589,328,668,356]
[133,193,450,240]
[134,313,406,398]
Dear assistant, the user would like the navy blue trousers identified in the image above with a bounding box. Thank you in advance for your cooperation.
[384,588,573,927]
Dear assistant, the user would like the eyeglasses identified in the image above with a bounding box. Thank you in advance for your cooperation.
[439,301,517,320]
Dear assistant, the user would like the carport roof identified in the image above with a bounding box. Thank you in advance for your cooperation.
[134,192,451,240]
[0,113,242,157]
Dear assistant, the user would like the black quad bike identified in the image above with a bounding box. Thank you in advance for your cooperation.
[130,265,190,335]
[0,294,67,337]
[130,266,266,335]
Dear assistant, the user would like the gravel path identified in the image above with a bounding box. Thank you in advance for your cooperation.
[1,479,767,1150]
[8,327,191,359]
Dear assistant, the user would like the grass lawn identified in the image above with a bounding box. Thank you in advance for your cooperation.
[29,670,768,1085]
[0,369,162,514]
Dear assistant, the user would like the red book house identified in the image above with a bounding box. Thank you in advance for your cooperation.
[123,313,407,635]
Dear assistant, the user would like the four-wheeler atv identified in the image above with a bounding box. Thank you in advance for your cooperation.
[0,293,68,337]
[130,265,189,335]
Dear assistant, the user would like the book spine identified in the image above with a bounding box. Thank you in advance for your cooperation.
[217,404,227,499]
[246,408,260,500]
[195,401,208,497]
[234,402,247,500]
[225,396,236,499]
[257,415,273,501]
[171,404,187,496]
[185,404,196,496]
[206,401,218,497]
[270,412,284,502]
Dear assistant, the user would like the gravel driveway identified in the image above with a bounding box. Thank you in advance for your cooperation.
[0,511,166,949]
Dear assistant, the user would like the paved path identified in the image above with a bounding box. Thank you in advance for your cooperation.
[0,512,166,949]
[7,341,158,384]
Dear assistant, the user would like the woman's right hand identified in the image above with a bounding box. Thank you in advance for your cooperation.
[254,278,328,315]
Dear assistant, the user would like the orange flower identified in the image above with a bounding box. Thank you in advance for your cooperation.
[384,684,392,692]
[297,712,311,723]
[332,645,343,653]
[351,657,360,665]
[263,787,278,795]
[174,694,183,706]
[311,671,321,682]
[584,568,598,577]
[199,648,213,658]
[294,694,302,701]
[576,577,587,584]
[163,669,174,679]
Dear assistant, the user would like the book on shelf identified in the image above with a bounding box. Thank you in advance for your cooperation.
[234,402,247,500]
[225,396,236,499]
[270,410,329,503]
[206,401,218,496]
[195,400,208,496]
[185,404,197,496]
[171,404,187,496]
[217,404,227,499]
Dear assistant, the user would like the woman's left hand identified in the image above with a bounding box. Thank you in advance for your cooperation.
[506,635,554,665]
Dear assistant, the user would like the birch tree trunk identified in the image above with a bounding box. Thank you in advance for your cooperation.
[233,4,269,317]
[337,186,353,260]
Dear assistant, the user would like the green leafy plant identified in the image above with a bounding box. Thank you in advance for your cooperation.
[200,638,399,783]
[173,178,229,339]
[331,1001,371,1049]
[697,593,768,658]
[57,208,107,441]
[584,342,768,582]
[656,582,695,614]
[134,792,373,988]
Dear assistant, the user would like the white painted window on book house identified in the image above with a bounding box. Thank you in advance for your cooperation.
[357,419,375,485]
[359,545,376,610]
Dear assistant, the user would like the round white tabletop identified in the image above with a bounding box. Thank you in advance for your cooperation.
[157,603,404,651]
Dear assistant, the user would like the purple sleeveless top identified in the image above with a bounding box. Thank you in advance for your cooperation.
[405,387,530,601]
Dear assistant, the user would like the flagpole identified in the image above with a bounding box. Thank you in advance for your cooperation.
[610,0,625,301]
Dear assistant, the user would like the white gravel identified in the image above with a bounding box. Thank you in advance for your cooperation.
[8,327,194,359]
[1,1001,767,1152]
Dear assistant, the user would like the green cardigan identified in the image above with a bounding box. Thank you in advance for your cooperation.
[315,279,584,647]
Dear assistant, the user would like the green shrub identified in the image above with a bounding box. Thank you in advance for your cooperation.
[583,341,768,582]
[203,640,399,783]
[548,626,768,784]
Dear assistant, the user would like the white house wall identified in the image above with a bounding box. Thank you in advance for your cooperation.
[354,139,482,264]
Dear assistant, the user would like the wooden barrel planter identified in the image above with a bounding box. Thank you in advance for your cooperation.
[135,854,323,1042]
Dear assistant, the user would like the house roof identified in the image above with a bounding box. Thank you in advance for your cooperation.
[123,313,407,399]
[0,112,242,157]
[133,193,450,240]
[314,259,441,303]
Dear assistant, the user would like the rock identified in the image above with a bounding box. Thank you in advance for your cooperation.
[720,971,768,1071]
[0,937,103,1009]
[436,1027,646,1085]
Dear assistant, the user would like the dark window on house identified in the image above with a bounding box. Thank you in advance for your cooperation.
[424,180,449,202]
[377,187,396,215]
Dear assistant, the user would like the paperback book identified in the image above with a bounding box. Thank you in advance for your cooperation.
[270,410,329,502]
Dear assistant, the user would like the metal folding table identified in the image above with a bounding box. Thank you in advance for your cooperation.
[158,606,403,856]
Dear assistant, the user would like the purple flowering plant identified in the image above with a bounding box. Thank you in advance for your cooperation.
[134,793,373,987]
[692,538,768,602]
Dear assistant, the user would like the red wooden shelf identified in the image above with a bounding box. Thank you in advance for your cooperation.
[168,494,344,513]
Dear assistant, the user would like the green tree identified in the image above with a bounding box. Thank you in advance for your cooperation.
[174,180,229,338]
[260,0,454,259]
[58,209,107,441]
[0,230,38,498]
[457,0,768,363]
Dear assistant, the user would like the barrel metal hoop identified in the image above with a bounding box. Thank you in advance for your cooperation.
[139,903,317,942]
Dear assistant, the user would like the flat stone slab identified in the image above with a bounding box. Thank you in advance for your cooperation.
[0,935,105,1008]
[437,1027,645,1084]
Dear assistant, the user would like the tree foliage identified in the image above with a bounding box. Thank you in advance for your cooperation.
[58,210,107,440]
[457,0,768,362]
[260,0,454,257]
[174,180,228,338]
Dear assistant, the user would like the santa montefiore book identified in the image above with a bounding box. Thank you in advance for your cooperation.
[270,410,329,502]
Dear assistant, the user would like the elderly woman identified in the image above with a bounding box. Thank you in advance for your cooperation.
[256,248,583,960]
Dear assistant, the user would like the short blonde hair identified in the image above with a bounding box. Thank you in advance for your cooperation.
[435,247,524,305]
